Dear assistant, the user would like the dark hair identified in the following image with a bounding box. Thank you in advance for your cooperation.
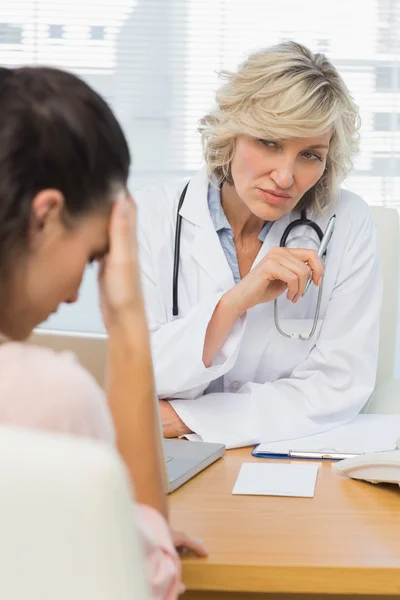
[0,65,130,271]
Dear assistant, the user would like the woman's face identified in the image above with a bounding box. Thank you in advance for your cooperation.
[1,190,110,340]
[230,132,332,221]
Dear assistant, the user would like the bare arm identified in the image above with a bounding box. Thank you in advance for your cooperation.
[100,196,167,518]
[202,291,242,368]
[107,315,167,517]
[99,194,207,557]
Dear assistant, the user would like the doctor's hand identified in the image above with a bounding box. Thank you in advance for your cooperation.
[159,400,192,438]
[226,247,324,314]
[203,247,324,367]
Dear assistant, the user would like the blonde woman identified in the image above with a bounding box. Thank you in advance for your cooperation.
[136,42,381,448]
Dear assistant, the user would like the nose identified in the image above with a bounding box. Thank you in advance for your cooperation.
[65,291,79,304]
[269,156,295,190]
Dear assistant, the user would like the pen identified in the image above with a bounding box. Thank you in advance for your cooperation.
[289,449,360,460]
[303,214,336,296]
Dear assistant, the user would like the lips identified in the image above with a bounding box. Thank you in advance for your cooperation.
[258,188,292,205]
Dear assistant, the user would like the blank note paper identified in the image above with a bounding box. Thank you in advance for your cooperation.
[232,463,319,498]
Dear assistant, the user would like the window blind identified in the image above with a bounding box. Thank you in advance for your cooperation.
[0,0,398,332]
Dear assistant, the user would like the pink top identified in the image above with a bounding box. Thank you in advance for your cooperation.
[0,338,181,600]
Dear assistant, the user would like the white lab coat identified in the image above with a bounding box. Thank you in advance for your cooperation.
[135,167,381,448]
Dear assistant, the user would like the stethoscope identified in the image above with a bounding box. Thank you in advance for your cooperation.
[172,182,327,340]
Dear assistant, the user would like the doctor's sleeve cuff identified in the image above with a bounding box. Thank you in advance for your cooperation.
[169,392,260,449]
[154,292,247,399]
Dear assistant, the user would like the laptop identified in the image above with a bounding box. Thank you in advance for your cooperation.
[30,328,225,492]
[164,438,224,493]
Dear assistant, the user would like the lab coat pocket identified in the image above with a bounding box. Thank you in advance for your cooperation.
[268,318,324,380]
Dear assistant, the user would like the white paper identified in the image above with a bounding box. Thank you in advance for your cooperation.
[255,414,400,456]
[232,463,319,497]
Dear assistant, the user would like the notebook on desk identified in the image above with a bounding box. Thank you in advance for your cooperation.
[253,414,400,460]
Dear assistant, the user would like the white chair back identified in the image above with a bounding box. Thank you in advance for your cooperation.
[0,426,149,600]
[29,329,107,388]
[362,207,400,414]
[370,206,399,388]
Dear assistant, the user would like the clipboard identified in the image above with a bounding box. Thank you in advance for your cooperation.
[251,414,400,461]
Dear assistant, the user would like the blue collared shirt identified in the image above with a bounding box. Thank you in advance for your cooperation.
[207,182,273,283]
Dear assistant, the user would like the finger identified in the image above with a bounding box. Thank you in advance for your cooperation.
[108,191,137,263]
[265,250,311,299]
[283,248,324,285]
[271,254,311,297]
[266,263,300,301]
[268,246,321,281]
[174,532,209,557]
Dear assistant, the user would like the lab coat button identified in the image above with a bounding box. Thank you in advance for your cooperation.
[230,380,241,392]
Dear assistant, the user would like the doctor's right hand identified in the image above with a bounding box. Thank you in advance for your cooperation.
[203,247,324,367]
[226,247,324,315]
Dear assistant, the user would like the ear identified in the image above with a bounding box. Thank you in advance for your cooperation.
[31,189,65,228]
[29,189,65,248]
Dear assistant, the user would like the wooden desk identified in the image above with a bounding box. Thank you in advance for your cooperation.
[169,448,400,599]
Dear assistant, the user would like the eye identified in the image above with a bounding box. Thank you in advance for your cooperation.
[258,139,279,149]
[302,151,323,162]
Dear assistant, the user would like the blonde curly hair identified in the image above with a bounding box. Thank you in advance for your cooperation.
[198,41,360,212]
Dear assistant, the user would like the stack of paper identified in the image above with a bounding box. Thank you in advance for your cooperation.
[253,414,400,458]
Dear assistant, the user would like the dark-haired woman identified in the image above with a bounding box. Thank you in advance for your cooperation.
[0,66,205,599]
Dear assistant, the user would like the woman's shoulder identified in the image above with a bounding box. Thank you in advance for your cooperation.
[135,167,208,219]
[134,176,192,248]
[0,341,115,443]
[336,188,371,221]
[332,188,377,248]
[134,176,189,214]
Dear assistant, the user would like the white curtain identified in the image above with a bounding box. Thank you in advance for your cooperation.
[0,0,398,332]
